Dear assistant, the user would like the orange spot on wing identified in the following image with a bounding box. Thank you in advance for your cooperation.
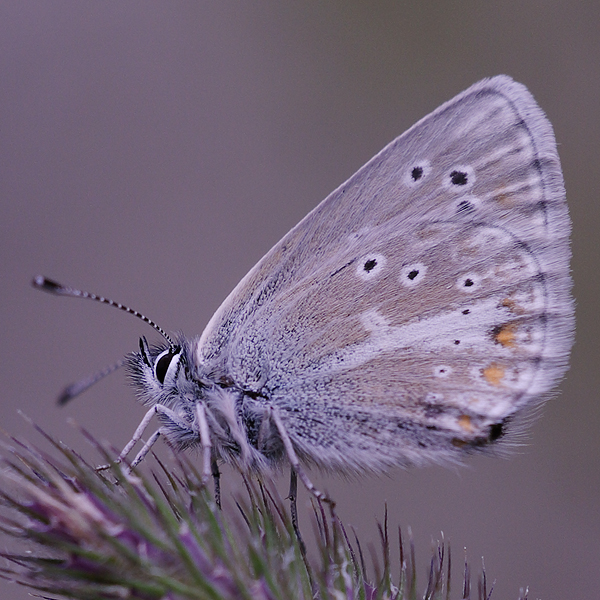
[458,414,474,433]
[501,296,526,315]
[501,297,516,310]
[494,323,517,348]
[483,363,505,386]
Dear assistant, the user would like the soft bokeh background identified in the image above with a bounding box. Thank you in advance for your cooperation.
[1,2,598,598]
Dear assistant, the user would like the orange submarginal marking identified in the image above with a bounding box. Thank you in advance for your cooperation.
[482,363,505,386]
[494,322,517,348]
[457,414,474,433]
[501,297,516,311]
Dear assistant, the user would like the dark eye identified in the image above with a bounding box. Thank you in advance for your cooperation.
[154,347,181,384]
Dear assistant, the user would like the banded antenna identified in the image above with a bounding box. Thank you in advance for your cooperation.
[32,276,175,404]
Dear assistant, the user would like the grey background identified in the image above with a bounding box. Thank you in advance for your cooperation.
[1,2,598,599]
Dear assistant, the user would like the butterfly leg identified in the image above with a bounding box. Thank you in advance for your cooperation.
[271,409,331,505]
[96,405,158,471]
[128,404,207,473]
[194,403,213,485]
[118,406,158,461]
[288,468,307,557]
[98,404,193,473]
[193,403,222,507]
[128,429,161,470]
[211,459,221,510]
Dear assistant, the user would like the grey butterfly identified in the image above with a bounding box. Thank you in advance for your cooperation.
[37,75,573,502]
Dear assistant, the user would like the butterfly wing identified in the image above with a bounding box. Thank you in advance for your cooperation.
[196,76,573,471]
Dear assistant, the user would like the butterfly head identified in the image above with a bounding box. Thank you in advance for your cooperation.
[127,335,199,408]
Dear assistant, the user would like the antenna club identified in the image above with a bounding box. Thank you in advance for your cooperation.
[32,276,70,295]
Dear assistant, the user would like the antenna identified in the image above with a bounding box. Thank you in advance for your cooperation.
[57,359,126,405]
[32,276,175,346]
[33,276,176,405]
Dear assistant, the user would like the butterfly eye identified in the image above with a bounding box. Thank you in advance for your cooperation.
[154,347,182,385]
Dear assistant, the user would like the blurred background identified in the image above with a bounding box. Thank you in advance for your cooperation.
[1,2,598,598]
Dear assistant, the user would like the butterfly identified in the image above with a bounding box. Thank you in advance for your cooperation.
[36,75,574,509]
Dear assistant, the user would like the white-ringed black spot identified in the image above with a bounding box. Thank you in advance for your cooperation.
[434,365,452,378]
[455,195,481,216]
[457,199,473,213]
[444,165,475,191]
[364,258,377,272]
[450,170,468,185]
[411,166,424,181]
[400,263,428,287]
[454,340,460,345]
[356,253,386,280]
[457,273,480,292]
[403,160,430,187]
